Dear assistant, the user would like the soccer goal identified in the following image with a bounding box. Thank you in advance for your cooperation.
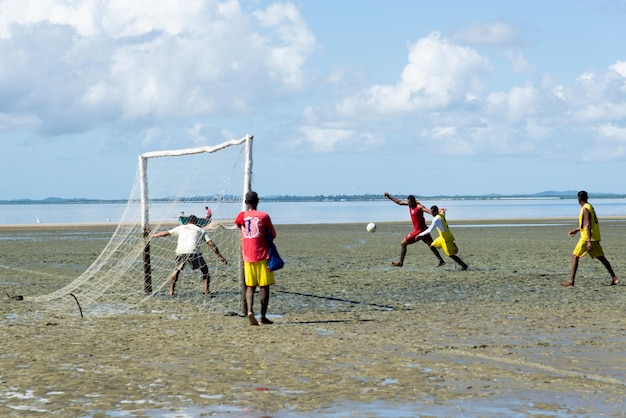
[28,135,253,317]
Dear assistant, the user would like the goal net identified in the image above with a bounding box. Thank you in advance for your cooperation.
[28,135,253,317]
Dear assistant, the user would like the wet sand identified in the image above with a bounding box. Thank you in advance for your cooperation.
[1,219,626,416]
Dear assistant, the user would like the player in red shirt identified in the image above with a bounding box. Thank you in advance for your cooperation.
[384,192,445,267]
[235,191,277,325]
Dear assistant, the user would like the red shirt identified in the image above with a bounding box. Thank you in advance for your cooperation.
[409,206,427,233]
[234,209,276,262]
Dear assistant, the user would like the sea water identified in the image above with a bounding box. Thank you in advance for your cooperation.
[1,198,626,225]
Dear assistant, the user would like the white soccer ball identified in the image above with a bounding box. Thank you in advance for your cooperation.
[366,222,377,233]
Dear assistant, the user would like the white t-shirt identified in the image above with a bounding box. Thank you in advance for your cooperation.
[418,216,444,237]
[168,224,211,255]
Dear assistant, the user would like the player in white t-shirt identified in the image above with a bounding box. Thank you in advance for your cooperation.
[151,214,227,295]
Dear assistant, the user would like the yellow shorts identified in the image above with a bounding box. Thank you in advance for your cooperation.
[573,239,604,259]
[431,236,457,257]
[244,260,275,287]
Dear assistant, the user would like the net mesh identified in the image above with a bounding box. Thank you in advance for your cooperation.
[27,136,251,317]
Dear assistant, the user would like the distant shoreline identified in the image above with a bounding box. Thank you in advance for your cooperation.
[5,216,626,231]
[2,192,626,205]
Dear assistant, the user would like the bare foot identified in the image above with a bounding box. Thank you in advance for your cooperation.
[260,317,273,325]
[560,281,574,287]
[391,261,403,267]
[611,278,620,286]
[437,260,446,267]
[248,312,259,326]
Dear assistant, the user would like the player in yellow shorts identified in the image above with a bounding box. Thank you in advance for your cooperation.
[243,260,275,287]
[235,191,278,325]
[561,191,620,287]
[418,206,468,270]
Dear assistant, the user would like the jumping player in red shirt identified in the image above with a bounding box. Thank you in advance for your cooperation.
[384,192,445,267]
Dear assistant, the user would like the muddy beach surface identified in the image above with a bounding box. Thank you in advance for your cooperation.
[1,219,626,417]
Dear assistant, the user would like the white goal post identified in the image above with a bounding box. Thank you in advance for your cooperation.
[28,134,254,317]
[139,135,253,296]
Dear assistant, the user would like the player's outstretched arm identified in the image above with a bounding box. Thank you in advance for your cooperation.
[150,230,170,238]
[419,202,432,214]
[384,192,406,205]
[207,241,227,264]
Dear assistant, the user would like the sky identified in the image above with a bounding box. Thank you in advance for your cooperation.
[1,0,626,200]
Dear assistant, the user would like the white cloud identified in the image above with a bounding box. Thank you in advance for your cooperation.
[297,125,384,154]
[297,25,626,164]
[452,21,533,76]
[556,65,626,122]
[0,0,101,38]
[577,71,595,82]
[298,126,354,153]
[253,3,316,86]
[102,0,212,37]
[505,50,533,73]
[583,123,626,161]
[507,84,539,120]
[610,61,626,78]
[429,126,457,138]
[336,32,490,118]
[0,0,316,137]
[486,83,539,122]
[187,122,234,146]
[597,123,626,140]
[419,125,475,157]
[450,21,528,48]
[524,120,551,140]
[571,103,626,123]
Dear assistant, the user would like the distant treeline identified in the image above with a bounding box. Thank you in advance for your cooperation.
[262,191,626,202]
[2,191,625,204]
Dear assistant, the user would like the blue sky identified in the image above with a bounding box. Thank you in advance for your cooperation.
[1,0,626,200]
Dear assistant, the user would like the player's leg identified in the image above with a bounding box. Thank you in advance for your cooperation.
[561,254,580,287]
[245,286,258,325]
[393,232,418,267]
[421,234,445,266]
[169,270,180,295]
[450,255,468,270]
[244,261,259,325]
[170,269,180,296]
[169,255,186,295]
[432,247,445,267]
[392,239,409,267]
[259,286,273,324]
[200,265,211,294]
[597,256,620,285]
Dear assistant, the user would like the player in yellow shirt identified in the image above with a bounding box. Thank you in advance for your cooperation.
[418,205,468,270]
[561,191,620,287]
